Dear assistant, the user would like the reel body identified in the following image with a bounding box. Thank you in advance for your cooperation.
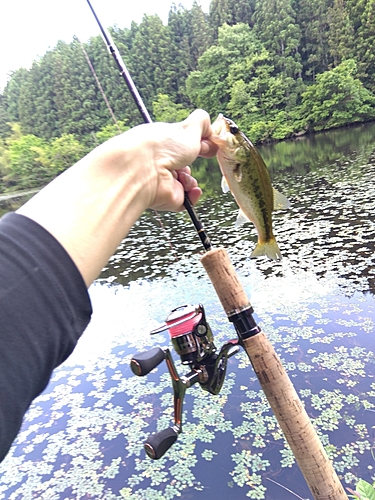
[130,304,240,459]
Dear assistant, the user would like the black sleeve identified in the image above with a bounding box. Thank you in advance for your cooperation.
[0,212,92,462]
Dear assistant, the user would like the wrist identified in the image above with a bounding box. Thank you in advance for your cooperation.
[92,127,158,209]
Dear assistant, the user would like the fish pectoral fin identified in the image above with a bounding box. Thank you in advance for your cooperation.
[234,209,249,228]
[221,176,231,194]
[234,163,242,183]
[273,188,290,210]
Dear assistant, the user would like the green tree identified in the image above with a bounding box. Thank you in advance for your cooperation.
[300,59,375,131]
[8,134,49,188]
[227,49,299,141]
[189,1,214,68]
[167,5,194,105]
[327,0,355,67]
[346,0,367,33]
[46,134,87,176]
[356,0,375,92]
[209,0,255,38]
[5,127,87,188]
[186,24,263,116]
[187,23,300,141]
[0,124,23,189]
[152,94,190,122]
[51,39,106,138]
[131,15,176,112]
[17,50,60,138]
[0,140,11,190]
[253,0,302,80]
[95,120,129,144]
[1,68,29,123]
[90,28,142,127]
[0,95,11,139]
[296,0,331,80]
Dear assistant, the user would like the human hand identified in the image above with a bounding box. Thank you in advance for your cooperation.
[114,109,218,212]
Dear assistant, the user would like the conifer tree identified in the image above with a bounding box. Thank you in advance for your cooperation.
[327,0,355,67]
[0,95,11,138]
[131,15,176,112]
[189,2,213,68]
[296,0,331,80]
[19,51,60,138]
[356,0,375,91]
[2,68,29,123]
[17,64,40,136]
[51,40,104,137]
[167,5,194,105]
[209,0,254,38]
[346,0,367,33]
[84,31,141,128]
[253,0,302,80]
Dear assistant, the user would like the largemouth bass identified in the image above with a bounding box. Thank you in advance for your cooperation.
[210,114,289,260]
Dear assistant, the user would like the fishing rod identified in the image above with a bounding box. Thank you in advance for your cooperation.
[85,0,212,252]
[85,2,347,498]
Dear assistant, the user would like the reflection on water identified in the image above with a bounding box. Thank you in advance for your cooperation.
[101,122,375,295]
[1,123,375,499]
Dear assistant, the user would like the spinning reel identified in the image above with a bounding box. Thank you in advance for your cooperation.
[130,304,240,459]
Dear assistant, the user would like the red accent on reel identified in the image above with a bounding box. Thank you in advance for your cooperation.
[167,313,202,338]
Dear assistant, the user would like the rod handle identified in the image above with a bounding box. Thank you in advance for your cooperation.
[130,347,165,376]
[200,247,250,314]
[201,247,348,499]
[144,427,178,459]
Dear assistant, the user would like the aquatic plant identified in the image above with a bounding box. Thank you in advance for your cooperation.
[1,128,375,499]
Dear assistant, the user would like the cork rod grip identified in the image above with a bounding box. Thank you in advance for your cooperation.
[200,247,250,314]
[200,248,347,500]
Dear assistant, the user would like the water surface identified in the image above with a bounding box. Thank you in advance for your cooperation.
[1,123,375,499]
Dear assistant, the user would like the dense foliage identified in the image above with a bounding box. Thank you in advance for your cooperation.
[1,0,375,189]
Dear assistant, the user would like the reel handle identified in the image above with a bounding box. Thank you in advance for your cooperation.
[144,427,179,460]
[130,347,165,376]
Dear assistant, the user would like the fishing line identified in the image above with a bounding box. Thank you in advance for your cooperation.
[77,24,179,260]
[77,36,122,133]
[85,0,212,253]
[83,3,348,497]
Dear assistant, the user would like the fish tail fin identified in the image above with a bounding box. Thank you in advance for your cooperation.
[250,238,282,261]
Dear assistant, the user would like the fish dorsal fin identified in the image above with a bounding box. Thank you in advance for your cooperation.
[221,176,230,194]
[273,188,290,210]
[235,209,249,228]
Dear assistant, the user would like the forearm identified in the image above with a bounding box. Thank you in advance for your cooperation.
[17,111,215,287]
[17,131,153,286]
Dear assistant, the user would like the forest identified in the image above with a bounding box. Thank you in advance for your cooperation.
[1,0,375,191]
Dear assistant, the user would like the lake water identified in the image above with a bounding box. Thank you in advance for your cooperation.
[0,123,375,499]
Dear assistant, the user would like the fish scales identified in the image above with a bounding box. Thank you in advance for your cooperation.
[238,143,273,241]
[211,114,289,260]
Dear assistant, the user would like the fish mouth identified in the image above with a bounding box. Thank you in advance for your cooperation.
[210,113,228,146]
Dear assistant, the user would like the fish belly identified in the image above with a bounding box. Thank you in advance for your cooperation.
[222,165,282,260]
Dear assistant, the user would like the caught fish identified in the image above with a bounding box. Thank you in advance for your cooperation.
[210,114,289,260]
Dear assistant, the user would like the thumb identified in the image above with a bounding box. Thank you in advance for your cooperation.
[181,109,213,141]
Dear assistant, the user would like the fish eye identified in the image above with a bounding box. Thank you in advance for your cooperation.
[224,116,239,134]
[229,124,239,135]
